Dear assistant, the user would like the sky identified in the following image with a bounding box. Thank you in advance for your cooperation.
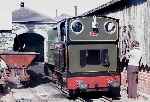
[0,0,111,30]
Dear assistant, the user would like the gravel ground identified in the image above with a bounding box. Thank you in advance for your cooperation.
[0,83,74,102]
[0,63,149,102]
[119,86,150,102]
[0,83,149,102]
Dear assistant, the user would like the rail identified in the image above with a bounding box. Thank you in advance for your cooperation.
[75,96,113,102]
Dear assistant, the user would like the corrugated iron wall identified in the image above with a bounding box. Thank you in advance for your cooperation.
[107,0,150,66]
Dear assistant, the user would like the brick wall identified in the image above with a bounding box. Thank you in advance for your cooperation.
[121,70,150,94]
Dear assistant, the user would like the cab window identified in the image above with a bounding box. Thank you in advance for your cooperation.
[80,49,109,67]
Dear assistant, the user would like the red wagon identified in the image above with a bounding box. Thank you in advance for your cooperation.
[0,51,39,86]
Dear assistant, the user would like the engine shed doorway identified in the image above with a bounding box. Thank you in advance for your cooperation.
[13,33,44,62]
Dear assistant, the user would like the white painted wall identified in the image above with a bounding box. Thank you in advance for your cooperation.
[106,1,150,65]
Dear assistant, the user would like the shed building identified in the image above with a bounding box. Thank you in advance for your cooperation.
[82,0,150,65]
[12,2,56,62]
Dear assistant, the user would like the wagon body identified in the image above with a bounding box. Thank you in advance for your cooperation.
[0,51,39,85]
[0,52,38,68]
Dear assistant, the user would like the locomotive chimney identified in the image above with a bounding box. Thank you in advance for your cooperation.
[74,6,77,16]
[20,1,24,7]
[56,9,58,17]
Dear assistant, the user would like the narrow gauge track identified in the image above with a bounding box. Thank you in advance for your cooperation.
[48,77,115,102]
[75,96,113,102]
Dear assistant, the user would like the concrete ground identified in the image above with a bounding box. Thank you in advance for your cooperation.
[120,86,150,102]
[0,83,150,102]
[0,83,74,102]
[0,63,149,102]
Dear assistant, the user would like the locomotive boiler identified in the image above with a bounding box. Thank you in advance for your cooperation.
[47,15,121,97]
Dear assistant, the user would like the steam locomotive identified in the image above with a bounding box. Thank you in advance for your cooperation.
[47,15,121,97]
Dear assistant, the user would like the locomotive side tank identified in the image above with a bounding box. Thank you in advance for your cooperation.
[47,16,120,97]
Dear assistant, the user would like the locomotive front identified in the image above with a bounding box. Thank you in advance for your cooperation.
[47,16,120,97]
[66,16,120,97]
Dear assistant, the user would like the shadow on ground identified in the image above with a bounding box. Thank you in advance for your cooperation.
[26,70,50,88]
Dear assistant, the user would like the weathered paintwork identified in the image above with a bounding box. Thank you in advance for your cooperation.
[48,16,119,71]
[47,16,120,96]
[47,28,58,65]
[68,16,118,41]
[0,51,39,67]
[67,74,120,90]
[68,44,117,73]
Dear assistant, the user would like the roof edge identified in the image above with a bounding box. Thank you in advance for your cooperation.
[12,21,57,24]
[81,0,122,16]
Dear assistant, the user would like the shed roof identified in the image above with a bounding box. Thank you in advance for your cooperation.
[54,13,72,22]
[81,0,146,16]
[12,7,56,23]
[81,0,123,16]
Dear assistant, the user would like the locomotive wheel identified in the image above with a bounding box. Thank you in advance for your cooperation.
[108,87,121,99]
[21,81,30,88]
[0,84,5,93]
[68,90,79,99]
